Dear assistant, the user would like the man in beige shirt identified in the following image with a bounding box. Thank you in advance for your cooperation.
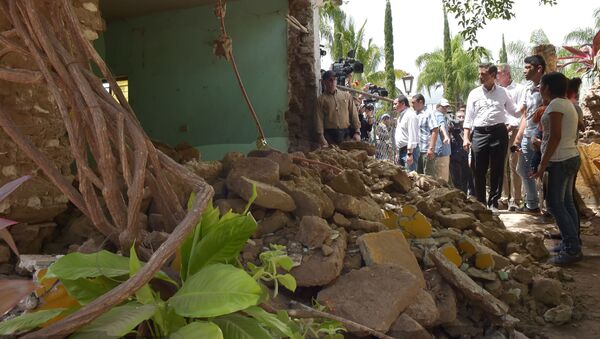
[316,71,361,146]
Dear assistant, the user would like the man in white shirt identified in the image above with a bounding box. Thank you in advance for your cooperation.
[464,63,518,211]
[393,95,419,172]
[497,64,524,211]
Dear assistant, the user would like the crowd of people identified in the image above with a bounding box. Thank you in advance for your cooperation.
[315,56,585,266]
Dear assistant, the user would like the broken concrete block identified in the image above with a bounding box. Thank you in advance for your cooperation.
[327,169,368,196]
[531,277,562,306]
[475,253,495,270]
[278,178,334,218]
[265,152,294,177]
[324,187,383,221]
[476,243,511,270]
[457,238,478,257]
[403,289,439,327]
[430,250,509,317]
[388,314,434,339]
[291,229,347,287]
[256,211,290,237]
[297,216,331,248]
[231,177,296,212]
[428,187,464,203]
[425,270,457,326]
[440,243,462,267]
[398,205,432,239]
[390,169,413,193]
[348,218,385,233]
[511,265,534,284]
[525,235,550,259]
[317,264,421,334]
[185,160,223,184]
[332,212,351,227]
[466,267,497,281]
[357,230,426,287]
[441,315,484,338]
[435,213,476,230]
[17,255,58,275]
[474,222,507,245]
[543,304,573,325]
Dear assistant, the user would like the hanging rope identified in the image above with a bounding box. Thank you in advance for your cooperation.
[213,0,267,149]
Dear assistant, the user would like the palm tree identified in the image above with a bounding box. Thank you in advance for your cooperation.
[506,28,551,82]
[563,7,600,46]
[416,36,489,107]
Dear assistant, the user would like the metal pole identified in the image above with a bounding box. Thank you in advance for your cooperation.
[336,85,394,103]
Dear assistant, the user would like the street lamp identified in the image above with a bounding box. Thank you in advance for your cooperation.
[402,75,414,96]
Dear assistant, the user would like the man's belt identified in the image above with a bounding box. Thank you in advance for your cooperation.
[473,123,505,133]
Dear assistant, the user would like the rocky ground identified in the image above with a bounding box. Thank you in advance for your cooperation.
[3,141,600,338]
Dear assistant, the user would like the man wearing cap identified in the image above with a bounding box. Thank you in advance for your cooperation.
[463,63,518,212]
[433,98,452,182]
[315,70,361,146]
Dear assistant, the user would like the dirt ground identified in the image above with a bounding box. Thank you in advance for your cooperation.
[499,211,600,339]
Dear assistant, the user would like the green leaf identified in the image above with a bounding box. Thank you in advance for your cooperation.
[276,274,297,292]
[243,306,293,338]
[70,303,156,339]
[61,277,119,305]
[243,183,258,215]
[187,191,196,211]
[169,321,223,339]
[46,250,175,286]
[275,256,293,272]
[46,250,131,279]
[187,215,256,276]
[200,201,223,238]
[182,201,220,281]
[168,263,262,318]
[0,309,66,335]
[213,314,274,339]
[129,245,155,304]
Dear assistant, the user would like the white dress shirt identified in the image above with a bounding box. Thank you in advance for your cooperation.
[464,84,517,130]
[394,108,419,150]
[502,81,525,127]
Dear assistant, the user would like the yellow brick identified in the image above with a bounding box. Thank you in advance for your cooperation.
[475,253,495,270]
[401,205,418,217]
[381,210,399,229]
[399,210,432,239]
[458,238,478,257]
[440,244,462,267]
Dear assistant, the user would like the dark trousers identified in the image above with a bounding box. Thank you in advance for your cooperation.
[324,128,350,145]
[450,156,474,195]
[471,123,508,207]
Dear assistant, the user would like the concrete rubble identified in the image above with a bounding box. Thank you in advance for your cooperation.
[1,143,583,338]
[179,143,579,338]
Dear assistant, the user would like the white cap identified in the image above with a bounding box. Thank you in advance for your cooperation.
[439,98,450,107]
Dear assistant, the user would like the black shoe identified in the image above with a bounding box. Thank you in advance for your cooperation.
[551,243,563,253]
[548,250,583,266]
[517,206,541,214]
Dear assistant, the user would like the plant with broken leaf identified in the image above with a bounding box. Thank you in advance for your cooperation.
[0,191,302,338]
[0,175,31,258]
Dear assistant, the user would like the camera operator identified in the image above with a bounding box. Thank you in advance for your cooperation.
[359,104,375,141]
[316,70,361,146]
[449,107,474,195]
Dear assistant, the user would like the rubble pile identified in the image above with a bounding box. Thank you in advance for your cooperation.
[180,143,578,338]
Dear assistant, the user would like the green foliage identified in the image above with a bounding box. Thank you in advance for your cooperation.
[384,0,396,98]
[5,188,302,338]
[499,34,508,63]
[247,244,296,297]
[316,320,346,339]
[168,263,263,318]
[70,303,157,339]
[169,321,223,339]
[0,309,66,335]
[416,35,490,106]
[530,29,550,45]
[443,0,557,46]
[443,8,453,101]
[213,314,273,339]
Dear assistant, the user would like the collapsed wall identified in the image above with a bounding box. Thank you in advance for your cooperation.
[0,1,104,253]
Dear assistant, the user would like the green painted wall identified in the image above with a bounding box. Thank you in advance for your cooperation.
[102,0,289,160]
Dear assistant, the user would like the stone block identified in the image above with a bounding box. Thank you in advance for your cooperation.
[398,205,432,239]
[388,314,433,339]
[232,177,296,212]
[404,289,439,327]
[256,211,290,237]
[475,253,495,270]
[531,277,562,306]
[348,218,385,233]
[543,304,573,325]
[317,264,421,334]
[297,216,331,248]
[390,169,412,193]
[327,169,368,196]
[291,229,347,287]
[435,213,476,230]
[357,230,426,288]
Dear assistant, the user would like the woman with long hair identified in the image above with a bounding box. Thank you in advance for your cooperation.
[530,72,582,265]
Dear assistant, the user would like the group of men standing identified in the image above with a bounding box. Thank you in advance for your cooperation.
[315,56,548,215]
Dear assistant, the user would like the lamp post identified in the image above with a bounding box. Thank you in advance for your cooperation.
[402,75,414,97]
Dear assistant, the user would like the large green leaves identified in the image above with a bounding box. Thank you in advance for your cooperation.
[169,321,223,339]
[61,277,119,305]
[180,201,220,281]
[0,309,65,335]
[168,264,262,318]
[46,250,131,279]
[213,314,273,339]
[186,215,257,277]
[69,303,156,339]
[243,306,293,338]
